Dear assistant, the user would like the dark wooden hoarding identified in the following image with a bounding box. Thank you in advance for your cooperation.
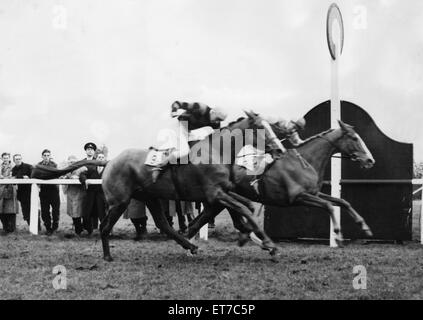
[264,101,413,241]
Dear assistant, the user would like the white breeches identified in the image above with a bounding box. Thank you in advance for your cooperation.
[156,121,190,159]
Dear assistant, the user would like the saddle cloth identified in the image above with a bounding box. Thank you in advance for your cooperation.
[235,145,273,175]
[145,148,171,166]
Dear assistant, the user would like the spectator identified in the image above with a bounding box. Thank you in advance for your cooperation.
[0,153,18,233]
[38,149,60,235]
[11,154,33,226]
[159,200,174,233]
[79,144,106,235]
[83,142,96,161]
[159,200,193,234]
[61,155,87,235]
[175,201,195,233]
[124,199,148,241]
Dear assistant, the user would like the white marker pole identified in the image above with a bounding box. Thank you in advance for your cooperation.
[420,191,423,245]
[327,3,344,247]
[198,203,208,240]
[29,183,39,235]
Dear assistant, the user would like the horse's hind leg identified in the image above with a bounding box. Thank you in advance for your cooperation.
[187,203,255,247]
[227,209,260,247]
[187,204,222,239]
[146,199,198,254]
[317,192,373,237]
[100,202,128,262]
[228,191,256,213]
[216,191,277,255]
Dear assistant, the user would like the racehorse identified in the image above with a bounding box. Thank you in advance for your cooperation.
[32,111,284,261]
[187,120,375,246]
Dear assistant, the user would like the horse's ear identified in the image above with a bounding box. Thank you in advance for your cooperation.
[244,110,255,119]
[338,120,348,131]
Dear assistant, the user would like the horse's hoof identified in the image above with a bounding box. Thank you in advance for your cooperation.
[269,247,278,256]
[103,255,113,262]
[261,239,277,252]
[270,254,280,263]
[363,229,373,237]
[335,238,344,248]
[238,233,250,247]
[190,246,198,255]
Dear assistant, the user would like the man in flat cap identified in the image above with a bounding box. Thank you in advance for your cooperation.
[38,149,60,235]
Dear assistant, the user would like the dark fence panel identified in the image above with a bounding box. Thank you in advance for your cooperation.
[264,100,413,241]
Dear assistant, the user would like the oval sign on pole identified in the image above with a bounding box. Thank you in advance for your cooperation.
[326,3,344,60]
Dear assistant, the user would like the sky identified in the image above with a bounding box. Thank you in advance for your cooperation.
[0,0,422,164]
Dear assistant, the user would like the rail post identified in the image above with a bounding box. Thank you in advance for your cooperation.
[327,3,344,247]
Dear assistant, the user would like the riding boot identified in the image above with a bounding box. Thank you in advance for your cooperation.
[151,168,162,183]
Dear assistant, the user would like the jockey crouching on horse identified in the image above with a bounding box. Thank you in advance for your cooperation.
[151,101,228,182]
[270,117,306,147]
[234,115,307,178]
[149,100,307,183]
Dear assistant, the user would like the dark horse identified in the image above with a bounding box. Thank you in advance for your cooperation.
[187,120,375,246]
[32,112,286,261]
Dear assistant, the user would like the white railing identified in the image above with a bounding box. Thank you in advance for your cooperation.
[0,179,101,235]
[0,179,210,239]
[0,179,422,242]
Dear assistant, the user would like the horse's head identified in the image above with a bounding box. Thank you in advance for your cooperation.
[243,110,286,153]
[333,120,375,169]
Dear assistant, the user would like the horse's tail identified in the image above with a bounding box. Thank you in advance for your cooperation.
[31,160,109,179]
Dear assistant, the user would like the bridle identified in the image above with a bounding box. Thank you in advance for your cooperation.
[316,134,358,161]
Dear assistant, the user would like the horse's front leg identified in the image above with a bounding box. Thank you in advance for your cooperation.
[294,192,344,246]
[317,192,373,237]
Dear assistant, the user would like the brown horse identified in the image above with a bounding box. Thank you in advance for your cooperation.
[187,120,375,246]
[32,112,284,261]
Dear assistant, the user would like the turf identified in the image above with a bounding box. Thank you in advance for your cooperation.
[0,208,422,300]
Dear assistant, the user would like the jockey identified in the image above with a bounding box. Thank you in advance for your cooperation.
[151,101,227,182]
[270,117,306,148]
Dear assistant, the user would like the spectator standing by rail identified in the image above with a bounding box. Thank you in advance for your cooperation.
[38,149,60,235]
[124,198,148,241]
[61,155,87,236]
[11,154,34,226]
[0,153,18,234]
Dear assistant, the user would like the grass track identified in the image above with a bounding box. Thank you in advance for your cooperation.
[1,208,422,300]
